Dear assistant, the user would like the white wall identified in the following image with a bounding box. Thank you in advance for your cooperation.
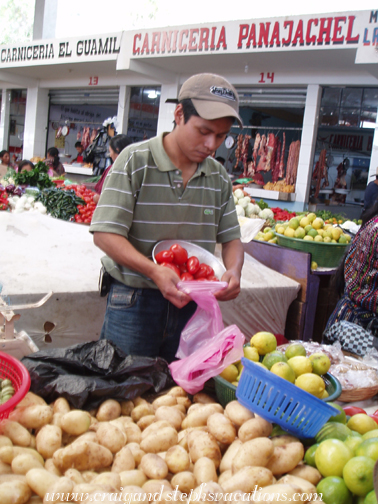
[23,87,50,159]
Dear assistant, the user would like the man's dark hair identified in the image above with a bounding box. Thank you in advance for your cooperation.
[75,141,83,149]
[180,98,200,124]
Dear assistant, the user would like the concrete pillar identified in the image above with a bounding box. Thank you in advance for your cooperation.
[33,0,57,40]
[294,85,322,211]
[368,116,378,179]
[157,81,180,135]
[23,87,49,159]
[117,85,130,134]
[0,89,11,150]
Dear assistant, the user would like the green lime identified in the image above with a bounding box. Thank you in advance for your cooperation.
[285,342,307,359]
[364,490,378,504]
[262,351,288,370]
[317,476,353,504]
[304,443,319,467]
[328,403,347,424]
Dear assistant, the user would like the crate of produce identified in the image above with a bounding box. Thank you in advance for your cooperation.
[234,358,341,438]
[0,352,31,420]
[275,234,349,268]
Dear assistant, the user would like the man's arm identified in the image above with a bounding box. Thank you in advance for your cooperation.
[93,232,191,308]
[215,239,244,301]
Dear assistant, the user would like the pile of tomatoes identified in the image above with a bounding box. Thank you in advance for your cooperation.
[63,184,97,225]
[155,243,219,281]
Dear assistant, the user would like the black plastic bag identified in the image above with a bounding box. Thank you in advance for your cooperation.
[21,340,175,410]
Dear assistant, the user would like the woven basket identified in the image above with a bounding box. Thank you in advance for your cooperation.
[338,385,378,403]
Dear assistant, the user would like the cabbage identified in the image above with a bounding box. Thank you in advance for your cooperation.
[234,189,245,200]
[245,203,257,217]
[235,205,245,217]
[259,208,274,220]
[233,194,238,205]
[238,197,251,209]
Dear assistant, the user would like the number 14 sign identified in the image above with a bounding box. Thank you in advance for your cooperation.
[258,72,274,83]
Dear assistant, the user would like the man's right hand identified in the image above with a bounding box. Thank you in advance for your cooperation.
[151,265,192,309]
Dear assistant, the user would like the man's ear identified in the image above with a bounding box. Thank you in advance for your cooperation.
[174,104,185,126]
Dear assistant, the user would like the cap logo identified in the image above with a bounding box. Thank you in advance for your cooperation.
[210,86,236,102]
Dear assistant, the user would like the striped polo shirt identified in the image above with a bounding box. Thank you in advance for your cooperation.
[89,133,241,288]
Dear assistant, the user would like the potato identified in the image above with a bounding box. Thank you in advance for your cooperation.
[219,438,242,473]
[173,404,187,415]
[15,392,46,409]
[265,442,305,476]
[35,424,62,459]
[71,431,98,445]
[43,476,74,504]
[221,466,274,493]
[126,442,146,465]
[252,483,303,503]
[137,415,156,431]
[152,395,177,410]
[182,404,223,429]
[278,474,317,495]
[53,397,71,415]
[52,441,113,472]
[0,435,12,449]
[170,471,196,494]
[91,471,122,490]
[0,446,44,466]
[111,446,135,473]
[133,397,148,407]
[207,413,236,445]
[119,469,147,488]
[51,413,63,428]
[11,405,53,430]
[224,400,254,427]
[81,471,98,482]
[288,464,322,486]
[131,403,155,423]
[71,483,115,501]
[140,426,178,453]
[96,399,121,421]
[187,430,221,469]
[139,453,168,480]
[120,400,134,416]
[25,468,60,498]
[165,445,190,473]
[155,406,184,431]
[11,453,43,474]
[0,421,31,447]
[124,423,142,444]
[141,420,172,440]
[96,422,126,453]
[167,387,187,398]
[189,482,223,504]
[271,434,300,447]
[232,437,274,473]
[238,416,273,442]
[217,469,232,487]
[0,479,31,504]
[193,393,216,404]
[0,459,12,475]
[119,485,147,504]
[142,478,172,494]
[176,397,192,410]
[60,410,91,436]
[44,458,62,477]
[65,467,85,485]
[193,456,218,484]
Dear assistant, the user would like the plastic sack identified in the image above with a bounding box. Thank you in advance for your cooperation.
[169,280,245,394]
[21,340,175,410]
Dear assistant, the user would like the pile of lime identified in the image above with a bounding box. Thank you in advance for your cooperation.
[0,378,15,405]
[219,335,331,400]
[275,213,351,244]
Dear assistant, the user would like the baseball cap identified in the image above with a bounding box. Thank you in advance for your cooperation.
[178,73,243,128]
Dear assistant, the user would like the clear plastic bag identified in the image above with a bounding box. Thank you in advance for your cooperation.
[169,280,245,394]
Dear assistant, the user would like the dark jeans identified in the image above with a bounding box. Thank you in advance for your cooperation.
[100,280,196,363]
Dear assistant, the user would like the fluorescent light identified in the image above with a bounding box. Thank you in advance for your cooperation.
[362,121,377,129]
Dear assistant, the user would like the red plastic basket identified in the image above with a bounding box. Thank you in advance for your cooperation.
[0,352,31,420]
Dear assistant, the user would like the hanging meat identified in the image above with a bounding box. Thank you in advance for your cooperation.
[256,134,267,171]
[252,133,261,165]
[81,127,91,150]
[234,134,244,170]
[278,132,286,179]
[263,133,276,172]
[271,137,282,183]
[285,140,301,187]
[313,149,327,198]
[241,135,251,177]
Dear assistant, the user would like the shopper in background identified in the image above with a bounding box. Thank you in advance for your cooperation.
[70,142,85,164]
[363,167,378,213]
[93,134,132,204]
[44,147,65,177]
[324,200,378,335]
[0,150,14,169]
[90,73,244,362]
[18,160,35,173]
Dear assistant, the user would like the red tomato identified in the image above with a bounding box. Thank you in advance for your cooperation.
[207,275,219,281]
[160,262,181,276]
[194,263,210,279]
[343,406,367,416]
[179,263,188,273]
[196,277,209,281]
[187,256,200,275]
[369,415,378,425]
[170,244,188,265]
[180,272,194,281]
[155,250,174,264]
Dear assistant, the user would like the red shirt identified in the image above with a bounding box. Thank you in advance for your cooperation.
[94,164,112,194]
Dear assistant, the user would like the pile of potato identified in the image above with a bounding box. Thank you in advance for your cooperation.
[0,388,324,503]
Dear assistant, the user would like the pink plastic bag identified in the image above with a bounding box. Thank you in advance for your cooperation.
[169,281,245,394]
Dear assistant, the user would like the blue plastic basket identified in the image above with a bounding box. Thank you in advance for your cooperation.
[236,358,338,438]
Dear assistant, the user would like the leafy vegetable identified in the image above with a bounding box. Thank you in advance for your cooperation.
[257,199,269,210]
[35,187,85,220]
[13,162,53,190]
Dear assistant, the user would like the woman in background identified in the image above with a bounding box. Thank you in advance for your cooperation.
[0,150,14,169]
[44,147,65,177]
[18,160,34,173]
[93,134,132,203]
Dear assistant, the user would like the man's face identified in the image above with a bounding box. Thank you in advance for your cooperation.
[76,146,84,154]
[174,106,234,164]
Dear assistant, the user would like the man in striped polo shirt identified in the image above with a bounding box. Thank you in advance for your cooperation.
[90,73,245,362]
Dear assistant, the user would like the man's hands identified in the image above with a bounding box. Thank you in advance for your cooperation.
[149,265,192,309]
